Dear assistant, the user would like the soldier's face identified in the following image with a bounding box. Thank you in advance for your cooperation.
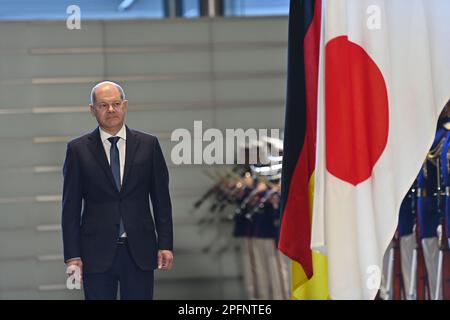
[90,84,128,132]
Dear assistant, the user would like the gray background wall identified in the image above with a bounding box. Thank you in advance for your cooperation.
[0,16,287,299]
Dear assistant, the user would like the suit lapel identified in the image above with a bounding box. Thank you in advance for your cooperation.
[87,127,119,193]
[121,126,140,194]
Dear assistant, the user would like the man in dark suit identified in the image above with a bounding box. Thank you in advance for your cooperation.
[62,81,173,300]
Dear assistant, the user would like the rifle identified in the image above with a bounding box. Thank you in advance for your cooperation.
[409,174,431,300]
[385,230,404,300]
[392,230,405,299]
[435,149,450,299]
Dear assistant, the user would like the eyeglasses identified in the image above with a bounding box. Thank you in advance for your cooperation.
[95,101,123,111]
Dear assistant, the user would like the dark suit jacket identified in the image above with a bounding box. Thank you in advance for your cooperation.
[61,126,173,273]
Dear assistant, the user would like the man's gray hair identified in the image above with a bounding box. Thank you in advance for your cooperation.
[90,81,126,105]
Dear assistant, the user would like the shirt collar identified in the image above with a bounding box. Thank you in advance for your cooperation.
[99,124,127,143]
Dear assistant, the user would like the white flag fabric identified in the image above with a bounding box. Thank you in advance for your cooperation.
[312,0,450,299]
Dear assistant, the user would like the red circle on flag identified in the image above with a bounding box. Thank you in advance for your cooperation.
[325,36,389,186]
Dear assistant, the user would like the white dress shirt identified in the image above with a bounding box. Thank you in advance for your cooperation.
[99,124,127,237]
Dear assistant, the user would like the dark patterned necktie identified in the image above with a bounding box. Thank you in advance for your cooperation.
[108,136,125,237]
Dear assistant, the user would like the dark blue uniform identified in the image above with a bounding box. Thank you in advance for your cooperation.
[417,127,446,239]
[440,127,450,236]
[398,187,415,237]
[252,191,278,240]
[233,187,254,238]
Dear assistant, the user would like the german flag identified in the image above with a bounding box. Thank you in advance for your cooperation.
[278,0,328,299]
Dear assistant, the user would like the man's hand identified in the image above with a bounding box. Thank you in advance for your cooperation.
[66,258,83,279]
[158,250,173,271]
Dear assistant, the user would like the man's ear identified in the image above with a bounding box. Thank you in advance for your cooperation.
[89,104,95,117]
[122,100,128,112]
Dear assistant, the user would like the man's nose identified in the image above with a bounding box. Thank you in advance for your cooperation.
[107,104,115,112]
